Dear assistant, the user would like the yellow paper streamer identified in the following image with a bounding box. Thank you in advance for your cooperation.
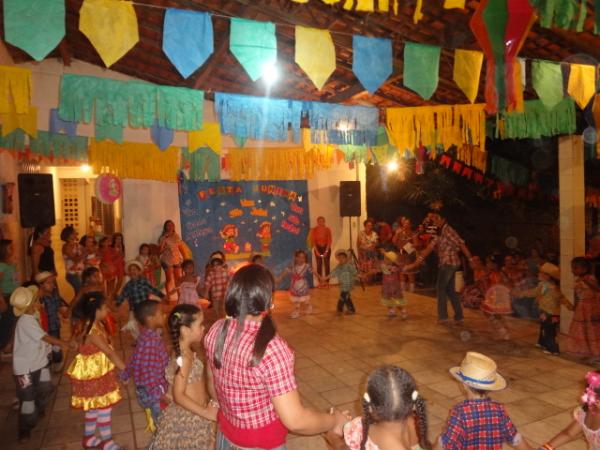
[0,106,37,138]
[79,0,139,68]
[444,0,465,8]
[291,0,397,12]
[0,65,31,114]
[89,140,179,182]
[226,146,334,181]
[188,122,222,154]
[295,27,336,90]
[386,104,486,154]
[413,0,424,23]
[453,49,483,104]
[567,64,596,109]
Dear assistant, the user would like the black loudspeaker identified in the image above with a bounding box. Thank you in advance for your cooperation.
[18,174,55,228]
[339,181,361,217]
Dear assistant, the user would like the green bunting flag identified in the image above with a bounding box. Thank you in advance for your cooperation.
[403,42,441,100]
[230,18,277,82]
[532,60,564,110]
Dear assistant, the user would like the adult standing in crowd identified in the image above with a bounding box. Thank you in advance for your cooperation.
[376,219,394,251]
[29,225,55,278]
[60,225,84,296]
[357,219,379,281]
[158,220,185,302]
[310,216,332,287]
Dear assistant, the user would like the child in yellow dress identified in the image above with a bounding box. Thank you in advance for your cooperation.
[67,292,126,450]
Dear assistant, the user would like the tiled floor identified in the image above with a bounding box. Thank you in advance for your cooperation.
[0,285,592,449]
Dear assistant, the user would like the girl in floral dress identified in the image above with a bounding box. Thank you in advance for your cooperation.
[357,220,379,282]
[393,217,420,293]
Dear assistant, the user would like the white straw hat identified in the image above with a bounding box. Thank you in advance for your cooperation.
[449,352,506,391]
[539,262,560,280]
[127,260,143,271]
[383,251,398,263]
[10,286,39,317]
[34,271,55,284]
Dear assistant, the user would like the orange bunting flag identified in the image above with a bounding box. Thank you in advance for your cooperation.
[453,49,483,104]
[567,64,597,109]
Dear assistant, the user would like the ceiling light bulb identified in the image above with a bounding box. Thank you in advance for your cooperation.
[80,164,91,173]
[387,160,399,173]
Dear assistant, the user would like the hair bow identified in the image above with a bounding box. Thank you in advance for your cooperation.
[582,372,600,407]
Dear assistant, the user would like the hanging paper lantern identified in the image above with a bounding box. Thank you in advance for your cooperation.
[79,0,139,68]
[95,174,122,204]
[4,0,65,61]
[163,9,214,79]
[353,35,393,94]
[403,42,441,100]
[295,26,336,90]
[230,18,277,82]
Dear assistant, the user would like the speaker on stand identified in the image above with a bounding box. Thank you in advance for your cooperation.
[18,173,55,228]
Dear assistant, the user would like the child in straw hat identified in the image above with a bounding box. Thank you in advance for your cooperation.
[435,352,534,450]
[513,262,574,355]
[375,251,421,319]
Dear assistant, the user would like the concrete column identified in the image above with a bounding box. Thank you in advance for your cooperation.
[558,135,585,333]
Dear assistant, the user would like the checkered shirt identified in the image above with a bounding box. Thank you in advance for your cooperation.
[121,328,169,403]
[205,266,230,302]
[40,293,68,336]
[116,278,164,310]
[441,398,517,450]
[433,223,465,267]
[204,318,297,429]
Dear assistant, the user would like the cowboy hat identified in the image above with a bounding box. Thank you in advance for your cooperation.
[383,251,398,263]
[34,271,55,284]
[10,286,39,317]
[126,260,143,271]
[539,262,560,280]
[449,352,506,391]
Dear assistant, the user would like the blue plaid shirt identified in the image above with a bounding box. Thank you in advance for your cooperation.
[117,278,164,310]
[40,292,68,337]
[330,263,357,292]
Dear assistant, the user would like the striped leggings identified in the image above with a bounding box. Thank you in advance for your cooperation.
[83,407,120,450]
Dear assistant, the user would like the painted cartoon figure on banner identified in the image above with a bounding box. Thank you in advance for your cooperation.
[256,222,272,252]
[220,224,240,254]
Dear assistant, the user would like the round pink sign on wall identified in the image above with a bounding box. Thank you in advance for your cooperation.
[95,174,122,204]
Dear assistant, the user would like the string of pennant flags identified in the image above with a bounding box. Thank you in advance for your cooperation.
[4,0,600,115]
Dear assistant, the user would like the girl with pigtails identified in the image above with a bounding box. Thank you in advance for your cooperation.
[329,365,431,450]
[204,264,348,449]
[150,304,217,449]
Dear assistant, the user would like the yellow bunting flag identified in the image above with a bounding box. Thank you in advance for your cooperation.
[79,0,139,68]
[188,122,222,154]
[567,64,596,109]
[444,0,465,8]
[295,27,336,90]
[0,66,31,114]
[88,139,179,182]
[414,0,424,23]
[0,106,37,138]
[453,49,483,104]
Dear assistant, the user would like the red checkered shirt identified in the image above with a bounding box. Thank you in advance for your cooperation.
[433,223,465,267]
[204,318,297,430]
[205,266,230,302]
[441,398,518,449]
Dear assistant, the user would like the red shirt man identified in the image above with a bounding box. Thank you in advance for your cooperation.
[310,217,333,282]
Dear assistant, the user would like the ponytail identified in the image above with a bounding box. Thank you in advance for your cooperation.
[414,395,432,450]
[250,314,276,367]
[360,396,372,450]
[213,318,232,370]
[167,304,200,374]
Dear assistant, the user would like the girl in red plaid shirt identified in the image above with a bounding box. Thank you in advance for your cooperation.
[205,264,348,449]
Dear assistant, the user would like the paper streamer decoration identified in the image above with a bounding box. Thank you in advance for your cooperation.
[444,0,466,8]
[305,102,379,146]
[403,43,441,100]
[230,18,277,82]
[0,66,31,114]
[49,109,77,136]
[88,139,179,182]
[496,98,576,139]
[0,106,38,138]
[567,64,596,109]
[532,60,564,110]
[95,123,124,144]
[413,0,424,23]
[151,122,174,151]
[79,0,139,67]
[453,49,484,103]
[214,92,303,142]
[352,36,393,94]
[291,0,399,13]
[536,0,586,31]
[3,0,65,61]
[295,27,336,90]
[95,174,122,204]
[163,9,214,79]
[181,147,220,181]
[0,127,26,151]
[29,132,88,162]
[188,123,222,154]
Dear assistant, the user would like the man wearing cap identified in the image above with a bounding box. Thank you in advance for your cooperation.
[10,286,71,442]
[35,271,68,370]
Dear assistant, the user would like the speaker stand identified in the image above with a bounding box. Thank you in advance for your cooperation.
[347,216,365,291]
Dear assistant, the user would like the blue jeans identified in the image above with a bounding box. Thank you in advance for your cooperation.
[216,430,287,450]
[136,386,162,424]
[436,264,463,321]
[66,272,82,295]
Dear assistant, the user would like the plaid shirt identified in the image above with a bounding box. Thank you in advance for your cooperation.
[204,319,297,430]
[121,328,169,402]
[205,266,230,302]
[116,278,164,310]
[441,398,517,450]
[40,292,68,336]
[433,223,465,267]
[330,263,358,292]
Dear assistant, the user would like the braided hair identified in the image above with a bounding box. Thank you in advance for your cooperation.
[213,264,275,369]
[168,304,201,373]
[76,291,106,339]
[360,365,431,450]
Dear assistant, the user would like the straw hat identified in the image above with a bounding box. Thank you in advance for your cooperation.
[449,352,506,391]
[127,260,143,271]
[383,251,398,263]
[10,286,39,317]
[335,249,348,258]
[539,262,560,280]
[35,271,55,284]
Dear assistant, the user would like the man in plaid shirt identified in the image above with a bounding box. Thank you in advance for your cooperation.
[120,301,169,423]
[204,255,230,317]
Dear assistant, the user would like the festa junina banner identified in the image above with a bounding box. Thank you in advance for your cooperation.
[178,180,311,285]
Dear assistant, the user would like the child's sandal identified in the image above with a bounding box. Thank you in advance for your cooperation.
[100,439,121,450]
[82,436,102,448]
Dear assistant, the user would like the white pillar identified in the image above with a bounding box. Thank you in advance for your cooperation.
[558,135,585,333]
